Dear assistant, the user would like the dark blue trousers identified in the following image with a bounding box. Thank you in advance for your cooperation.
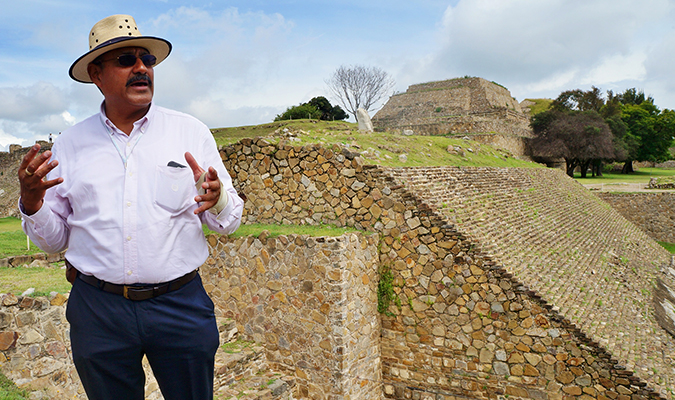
[66,273,219,400]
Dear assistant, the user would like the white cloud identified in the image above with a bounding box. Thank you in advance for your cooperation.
[147,7,312,128]
[0,126,26,149]
[429,0,674,102]
[6,0,675,148]
[580,52,647,86]
[0,82,69,121]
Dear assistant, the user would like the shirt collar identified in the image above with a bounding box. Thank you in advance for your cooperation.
[98,101,155,136]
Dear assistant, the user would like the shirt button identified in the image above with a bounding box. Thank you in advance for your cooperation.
[127,142,131,147]
[126,201,131,207]
[127,271,133,276]
[126,236,132,241]
[129,172,133,177]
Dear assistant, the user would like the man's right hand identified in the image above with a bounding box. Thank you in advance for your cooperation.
[18,144,63,215]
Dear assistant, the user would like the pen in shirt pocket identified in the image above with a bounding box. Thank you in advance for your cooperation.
[167,161,186,168]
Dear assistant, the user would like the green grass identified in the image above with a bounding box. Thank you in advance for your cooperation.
[0,218,46,258]
[658,241,675,254]
[575,168,675,185]
[212,120,541,169]
[0,264,70,296]
[0,371,28,399]
[211,120,356,146]
[221,339,255,354]
[221,223,362,238]
[0,217,22,233]
[523,98,552,115]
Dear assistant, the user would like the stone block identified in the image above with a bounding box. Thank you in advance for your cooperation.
[0,331,18,350]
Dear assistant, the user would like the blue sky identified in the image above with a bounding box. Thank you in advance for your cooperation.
[1,0,674,150]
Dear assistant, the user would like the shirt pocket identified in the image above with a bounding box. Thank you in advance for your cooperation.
[154,165,195,213]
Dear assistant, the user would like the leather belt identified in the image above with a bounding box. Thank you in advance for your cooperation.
[66,260,198,301]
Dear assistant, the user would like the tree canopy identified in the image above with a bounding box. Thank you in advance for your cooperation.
[531,110,615,177]
[530,87,675,175]
[274,96,347,122]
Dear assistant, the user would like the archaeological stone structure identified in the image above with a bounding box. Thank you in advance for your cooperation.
[1,137,674,399]
[372,77,533,145]
[597,192,675,244]
[218,138,674,399]
[0,143,51,219]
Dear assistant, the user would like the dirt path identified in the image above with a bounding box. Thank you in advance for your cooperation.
[583,182,675,193]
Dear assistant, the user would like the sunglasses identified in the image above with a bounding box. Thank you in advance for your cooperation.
[98,54,157,67]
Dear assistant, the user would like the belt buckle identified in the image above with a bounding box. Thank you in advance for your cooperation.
[123,286,131,299]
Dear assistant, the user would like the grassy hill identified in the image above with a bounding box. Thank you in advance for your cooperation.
[522,98,553,115]
[211,119,541,169]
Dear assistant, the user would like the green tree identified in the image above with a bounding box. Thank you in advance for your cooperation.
[530,110,615,177]
[539,86,675,175]
[307,96,348,121]
[620,102,675,172]
[274,104,321,121]
[274,97,348,122]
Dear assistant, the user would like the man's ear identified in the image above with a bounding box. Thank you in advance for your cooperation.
[87,62,102,85]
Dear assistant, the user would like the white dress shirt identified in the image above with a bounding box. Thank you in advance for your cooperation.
[21,103,243,284]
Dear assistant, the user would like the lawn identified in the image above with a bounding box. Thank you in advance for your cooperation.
[0,217,45,258]
[211,119,541,169]
[658,241,675,254]
[574,167,675,185]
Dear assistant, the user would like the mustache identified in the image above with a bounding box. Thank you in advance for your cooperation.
[126,74,152,87]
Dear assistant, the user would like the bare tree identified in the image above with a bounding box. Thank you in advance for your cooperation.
[326,65,395,121]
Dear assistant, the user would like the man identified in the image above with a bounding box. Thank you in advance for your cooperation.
[18,14,243,400]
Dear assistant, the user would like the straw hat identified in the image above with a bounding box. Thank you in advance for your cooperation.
[69,14,172,83]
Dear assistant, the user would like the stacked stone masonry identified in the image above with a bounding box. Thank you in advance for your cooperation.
[2,136,674,399]
[372,77,532,137]
[0,143,51,218]
[597,192,675,244]
[222,137,674,399]
[200,232,382,400]
[1,234,370,399]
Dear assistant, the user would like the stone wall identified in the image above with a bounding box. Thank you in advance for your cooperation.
[0,232,380,400]
[453,133,532,160]
[597,192,675,243]
[3,137,674,399]
[0,293,80,399]
[372,78,532,138]
[0,143,51,218]
[221,138,674,399]
[200,232,382,400]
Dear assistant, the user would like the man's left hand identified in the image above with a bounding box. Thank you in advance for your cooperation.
[185,152,221,214]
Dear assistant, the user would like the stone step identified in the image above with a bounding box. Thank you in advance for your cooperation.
[212,320,296,399]
[214,368,295,400]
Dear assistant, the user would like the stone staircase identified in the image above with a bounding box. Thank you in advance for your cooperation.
[212,320,296,400]
[142,319,296,400]
[383,166,675,393]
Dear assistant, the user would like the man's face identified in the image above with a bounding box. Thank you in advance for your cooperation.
[88,46,155,113]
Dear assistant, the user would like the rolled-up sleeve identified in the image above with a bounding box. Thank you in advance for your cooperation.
[20,193,71,254]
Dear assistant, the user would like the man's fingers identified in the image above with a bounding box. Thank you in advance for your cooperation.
[43,178,64,190]
[184,152,204,180]
[22,150,54,179]
[19,145,42,173]
[20,144,41,165]
[193,200,216,214]
[205,166,219,181]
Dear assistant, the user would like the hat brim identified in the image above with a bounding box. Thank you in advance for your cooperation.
[69,36,172,83]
